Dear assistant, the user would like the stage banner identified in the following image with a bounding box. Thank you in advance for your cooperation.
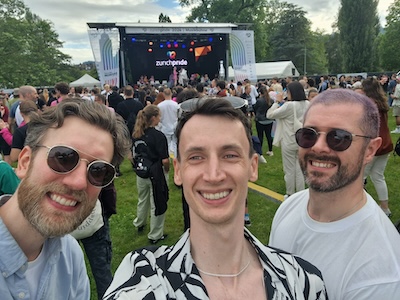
[88,28,120,87]
[230,30,257,82]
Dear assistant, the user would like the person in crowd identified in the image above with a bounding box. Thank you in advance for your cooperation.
[318,75,330,93]
[267,81,308,198]
[0,160,19,195]
[195,82,206,97]
[390,76,400,133]
[0,99,130,299]
[132,105,169,244]
[307,88,318,101]
[152,91,165,106]
[107,86,124,110]
[157,88,178,157]
[362,77,393,217]
[9,85,38,134]
[216,80,228,97]
[254,85,274,156]
[10,100,40,163]
[50,82,70,106]
[116,85,144,135]
[104,98,328,300]
[387,73,397,107]
[269,89,400,299]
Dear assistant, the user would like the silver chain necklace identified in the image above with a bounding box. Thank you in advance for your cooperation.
[196,255,251,278]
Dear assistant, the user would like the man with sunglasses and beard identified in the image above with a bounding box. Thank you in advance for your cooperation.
[269,89,400,300]
[0,99,130,299]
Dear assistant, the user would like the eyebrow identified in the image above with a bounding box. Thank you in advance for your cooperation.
[184,144,243,153]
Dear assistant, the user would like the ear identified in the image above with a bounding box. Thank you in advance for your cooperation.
[15,146,33,179]
[173,158,182,186]
[249,153,259,182]
[364,137,382,165]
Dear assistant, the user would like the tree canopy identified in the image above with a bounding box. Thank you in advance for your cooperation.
[0,0,83,87]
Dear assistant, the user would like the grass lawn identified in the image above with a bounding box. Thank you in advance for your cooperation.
[85,109,400,299]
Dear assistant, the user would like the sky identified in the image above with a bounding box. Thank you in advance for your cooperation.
[23,0,394,64]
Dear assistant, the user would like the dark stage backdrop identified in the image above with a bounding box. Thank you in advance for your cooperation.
[122,34,228,84]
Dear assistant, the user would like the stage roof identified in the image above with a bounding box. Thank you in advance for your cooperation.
[87,22,237,34]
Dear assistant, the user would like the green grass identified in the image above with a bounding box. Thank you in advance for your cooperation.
[85,109,400,299]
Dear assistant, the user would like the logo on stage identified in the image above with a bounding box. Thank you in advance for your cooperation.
[155,51,188,67]
[167,51,176,59]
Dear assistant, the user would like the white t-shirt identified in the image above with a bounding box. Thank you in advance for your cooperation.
[269,189,400,300]
[25,241,49,299]
[158,100,178,136]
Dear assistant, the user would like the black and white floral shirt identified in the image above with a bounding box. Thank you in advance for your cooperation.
[104,228,328,299]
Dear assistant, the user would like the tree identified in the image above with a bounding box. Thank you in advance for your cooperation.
[337,0,380,72]
[178,0,268,62]
[159,13,172,23]
[379,0,400,71]
[0,0,72,87]
[266,3,327,74]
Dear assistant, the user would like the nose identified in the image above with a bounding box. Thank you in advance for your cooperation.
[203,155,226,183]
[311,132,331,153]
[60,159,89,190]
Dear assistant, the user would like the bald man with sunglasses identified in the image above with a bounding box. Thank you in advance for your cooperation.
[0,99,130,300]
[269,89,400,300]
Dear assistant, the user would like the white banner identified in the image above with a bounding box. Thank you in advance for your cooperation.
[230,30,257,82]
[88,28,120,87]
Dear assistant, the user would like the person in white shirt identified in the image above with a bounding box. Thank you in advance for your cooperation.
[157,88,178,157]
[269,89,400,300]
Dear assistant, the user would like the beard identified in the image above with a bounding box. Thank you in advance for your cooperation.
[17,170,94,238]
[300,152,364,193]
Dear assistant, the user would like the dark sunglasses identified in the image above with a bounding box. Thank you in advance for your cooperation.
[38,145,115,188]
[295,127,372,152]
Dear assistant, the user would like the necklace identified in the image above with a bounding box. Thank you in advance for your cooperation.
[329,194,366,222]
[196,254,251,278]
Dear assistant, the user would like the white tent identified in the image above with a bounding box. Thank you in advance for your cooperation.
[228,61,300,81]
[70,74,101,88]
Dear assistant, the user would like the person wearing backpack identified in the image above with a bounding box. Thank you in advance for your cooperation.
[132,105,169,244]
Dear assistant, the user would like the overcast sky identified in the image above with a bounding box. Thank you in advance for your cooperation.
[23,0,394,64]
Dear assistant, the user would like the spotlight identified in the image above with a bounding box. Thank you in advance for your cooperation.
[174,43,178,48]
[167,44,172,48]
[208,37,213,42]
[190,41,195,46]
[148,48,153,52]
[189,48,193,52]
[131,37,136,42]
[160,44,164,48]
[182,44,186,49]
[149,41,153,46]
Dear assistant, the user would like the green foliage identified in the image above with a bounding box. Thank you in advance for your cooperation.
[0,0,72,87]
[337,0,380,72]
[379,0,400,71]
[159,13,172,23]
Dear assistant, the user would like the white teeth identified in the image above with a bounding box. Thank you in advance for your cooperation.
[311,161,334,168]
[50,194,77,207]
[202,191,229,200]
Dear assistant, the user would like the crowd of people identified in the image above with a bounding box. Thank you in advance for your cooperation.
[0,71,399,299]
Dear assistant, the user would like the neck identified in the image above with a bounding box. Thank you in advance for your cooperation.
[0,195,45,261]
[190,217,250,275]
[308,188,366,222]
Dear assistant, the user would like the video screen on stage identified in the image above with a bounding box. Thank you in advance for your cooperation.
[123,34,227,85]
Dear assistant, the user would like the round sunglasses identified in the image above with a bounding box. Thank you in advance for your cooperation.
[38,145,115,188]
[295,127,372,151]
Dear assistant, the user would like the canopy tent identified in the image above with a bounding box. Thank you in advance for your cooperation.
[70,74,101,88]
[228,61,300,81]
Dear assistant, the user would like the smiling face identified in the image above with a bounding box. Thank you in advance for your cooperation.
[16,116,114,237]
[174,115,258,226]
[298,103,374,193]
